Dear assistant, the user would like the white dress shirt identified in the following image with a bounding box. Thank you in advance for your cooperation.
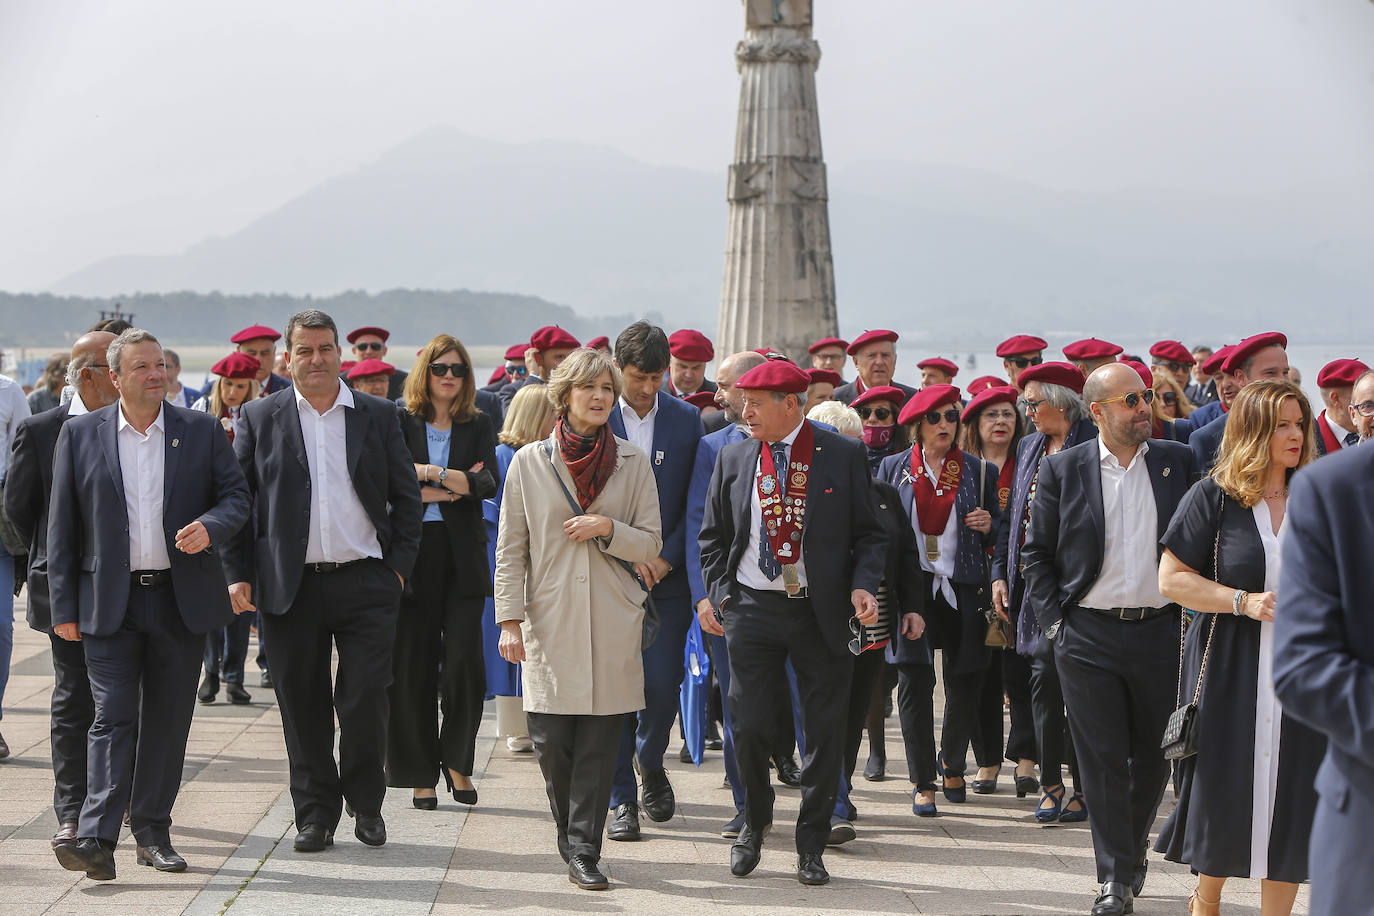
[737,420,809,591]
[1080,438,1167,609]
[1323,410,1354,446]
[913,452,960,608]
[68,393,91,417]
[0,375,32,481]
[296,381,383,564]
[619,396,658,454]
[117,402,172,571]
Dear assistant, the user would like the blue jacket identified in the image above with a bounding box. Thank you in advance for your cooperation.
[1169,400,1224,441]
[1189,412,1229,479]
[686,423,751,607]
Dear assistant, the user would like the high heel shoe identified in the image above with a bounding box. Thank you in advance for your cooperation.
[937,752,967,803]
[1014,761,1039,798]
[443,769,479,806]
[412,793,438,811]
[912,788,938,818]
[972,764,1001,795]
[1188,885,1220,915]
[1058,791,1087,823]
[1034,783,1065,823]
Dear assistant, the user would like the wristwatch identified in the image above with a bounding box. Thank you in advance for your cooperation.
[437,468,448,483]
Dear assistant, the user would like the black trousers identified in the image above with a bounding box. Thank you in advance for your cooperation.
[263,559,400,830]
[1030,630,1079,789]
[49,631,95,824]
[386,523,486,787]
[933,591,999,775]
[1002,647,1037,762]
[842,648,888,796]
[203,611,252,683]
[527,711,624,863]
[896,663,938,789]
[79,581,201,846]
[968,650,1006,769]
[1056,607,1178,885]
[724,586,850,855]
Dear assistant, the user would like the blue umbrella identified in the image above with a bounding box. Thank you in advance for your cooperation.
[679,616,711,766]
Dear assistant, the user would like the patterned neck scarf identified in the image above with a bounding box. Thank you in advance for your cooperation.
[555,415,617,510]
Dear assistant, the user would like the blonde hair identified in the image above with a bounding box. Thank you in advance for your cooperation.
[500,383,556,448]
[807,400,861,437]
[208,374,260,418]
[1151,368,1195,420]
[1211,378,1315,507]
[545,347,622,414]
[404,334,477,423]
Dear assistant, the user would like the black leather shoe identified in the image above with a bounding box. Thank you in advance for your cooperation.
[640,767,675,822]
[797,851,829,885]
[863,753,885,781]
[720,811,745,839]
[730,823,769,877]
[607,802,640,841]
[259,670,273,688]
[54,837,116,880]
[826,819,856,846]
[293,823,334,852]
[567,854,608,890]
[52,821,79,848]
[412,794,438,811]
[773,754,802,788]
[1090,881,1133,916]
[354,814,386,847]
[136,843,187,872]
[1131,845,1148,898]
[225,683,252,705]
[197,673,219,704]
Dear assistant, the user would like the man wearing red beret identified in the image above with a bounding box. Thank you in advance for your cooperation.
[662,329,719,400]
[834,330,917,406]
[1314,358,1370,456]
[498,326,580,410]
[346,327,408,401]
[346,359,395,400]
[1188,332,1289,475]
[996,335,1049,388]
[1147,341,1194,393]
[917,357,959,389]
[803,369,842,416]
[1063,339,1123,377]
[226,325,292,397]
[808,338,848,383]
[482,345,530,394]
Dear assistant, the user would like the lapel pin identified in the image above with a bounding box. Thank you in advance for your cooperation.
[655,450,664,466]
[171,438,179,448]
[1162,467,1170,477]
[824,487,833,494]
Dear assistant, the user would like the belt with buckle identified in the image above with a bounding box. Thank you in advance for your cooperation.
[1083,605,1171,622]
[304,558,371,574]
[131,569,172,587]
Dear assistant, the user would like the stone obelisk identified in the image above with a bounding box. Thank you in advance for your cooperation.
[717,0,838,362]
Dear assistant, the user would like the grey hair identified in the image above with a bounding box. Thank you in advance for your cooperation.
[284,310,336,350]
[1035,381,1085,424]
[107,329,161,375]
[807,400,861,437]
[163,347,180,369]
[66,353,96,388]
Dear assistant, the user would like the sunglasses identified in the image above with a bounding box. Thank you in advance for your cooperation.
[847,618,868,657]
[354,341,384,352]
[1155,360,1184,373]
[429,362,470,378]
[1008,355,1043,369]
[1096,389,1155,409]
[856,406,893,422]
[923,408,961,426]
[505,363,528,377]
[1161,391,1178,406]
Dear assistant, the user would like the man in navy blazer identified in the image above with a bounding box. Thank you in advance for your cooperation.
[1022,363,1195,916]
[602,322,705,840]
[47,329,250,880]
[4,330,118,847]
[1273,442,1374,916]
[1188,332,1289,477]
[223,310,421,854]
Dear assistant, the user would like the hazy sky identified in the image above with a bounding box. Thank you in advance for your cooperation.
[2,0,1371,292]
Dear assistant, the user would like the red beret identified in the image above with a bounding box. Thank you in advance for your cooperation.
[753,347,792,362]
[898,384,962,425]
[669,329,714,363]
[339,360,357,374]
[917,356,960,377]
[850,385,908,410]
[1317,358,1370,388]
[487,366,508,385]
[961,385,1018,424]
[586,335,610,351]
[846,329,899,356]
[996,334,1048,358]
[504,344,529,361]
[804,368,843,387]
[1201,345,1234,376]
[1222,332,1287,375]
[1119,359,1154,389]
[529,326,580,351]
[346,326,390,344]
[230,324,280,344]
[211,352,261,380]
[808,337,849,355]
[735,359,809,394]
[1016,361,1085,394]
[1149,340,1194,364]
[1062,338,1122,361]
[683,390,718,410]
[347,358,394,380]
[967,375,1009,396]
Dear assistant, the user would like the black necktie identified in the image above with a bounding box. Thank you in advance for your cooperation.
[1345,431,1359,447]
[758,442,786,580]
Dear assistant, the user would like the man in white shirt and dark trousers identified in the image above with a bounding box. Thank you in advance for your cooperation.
[1022,363,1196,916]
[224,310,421,853]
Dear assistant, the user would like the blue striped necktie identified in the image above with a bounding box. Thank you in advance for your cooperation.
[758,442,787,580]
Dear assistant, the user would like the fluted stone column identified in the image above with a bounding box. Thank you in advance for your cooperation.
[717,0,838,363]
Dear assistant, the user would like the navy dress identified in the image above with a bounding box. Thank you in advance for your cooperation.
[481,443,522,698]
[1154,478,1324,882]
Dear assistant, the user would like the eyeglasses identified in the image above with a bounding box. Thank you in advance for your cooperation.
[1155,360,1184,373]
[354,341,384,352]
[924,408,961,426]
[981,408,1018,422]
[1096,389,1155,409]
[1008,355,1043,369]
[847,618,867,657]
[1019,397,1047,415]
[505,363,528,377]
[856,406,893,422]
[429,362,470,378]
[85,363,109,371]
[1161,391,1178,406]
[1353,401,1374,418]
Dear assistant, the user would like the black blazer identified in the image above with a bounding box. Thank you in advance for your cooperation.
[872,480,930,665]
[698,422,888,655]
[223,387,423,613]
[1021,438,1195,636]
[396,405,498,597]
[5,404,75,630]
[47,403,251,637]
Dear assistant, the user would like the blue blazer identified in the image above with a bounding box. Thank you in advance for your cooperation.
[1169,400,1224,441]
[1189,412,1229,479]
[686,423,751,607]
[47,403,251,637]
[608,391,704,599]
[1274,443,1374,809]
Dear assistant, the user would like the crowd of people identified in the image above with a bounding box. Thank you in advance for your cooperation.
[0,312,1370,916]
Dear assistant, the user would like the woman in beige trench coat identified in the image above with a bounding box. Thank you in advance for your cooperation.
[494,347,662,891]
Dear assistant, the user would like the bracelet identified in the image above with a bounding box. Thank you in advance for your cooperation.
[1232,589,1247,616]
[425,465,433,483]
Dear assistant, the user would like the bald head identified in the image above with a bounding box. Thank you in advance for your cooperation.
[716,351,769,423]
[1083,362,1142,406]
[67,330,119,408]
[1085,363,1152,451]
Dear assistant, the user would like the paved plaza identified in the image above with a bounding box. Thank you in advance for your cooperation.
[0,601,1309,915]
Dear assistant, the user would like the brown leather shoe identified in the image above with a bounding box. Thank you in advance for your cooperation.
[52,821,79,848]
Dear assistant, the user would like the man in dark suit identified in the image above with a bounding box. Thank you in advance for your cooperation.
[601,322,705,841]
[1188,332,1288,476]
[5,331,117,848]
[224,309,422,853]
[1273,441,1374,916]
[1022,362,1196,916]
[699,358,886,886]
[831,330,917,405]
[497,326,579,409]
[47,329,250,880]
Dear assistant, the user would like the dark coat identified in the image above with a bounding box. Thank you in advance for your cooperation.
[1188,412,1228,479]
[686,423,751,608]
[871,480,931,666]
[5,404,76,630]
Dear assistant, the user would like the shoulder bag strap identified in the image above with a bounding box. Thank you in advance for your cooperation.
[541,441,646,589]
[1178,487,1224,708]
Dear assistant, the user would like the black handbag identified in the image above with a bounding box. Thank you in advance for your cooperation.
[972,458,1011,649]
[1161,489,1223,760]
[541,441,659,649]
